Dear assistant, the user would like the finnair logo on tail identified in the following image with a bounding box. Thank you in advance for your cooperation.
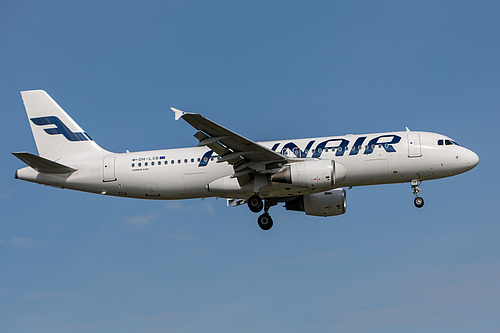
[30,116,93,142]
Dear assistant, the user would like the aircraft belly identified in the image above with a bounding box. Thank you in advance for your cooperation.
[260,183,321,198]
[183,172,210,198]
[154,168,186,198]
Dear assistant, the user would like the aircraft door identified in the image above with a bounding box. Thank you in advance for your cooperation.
[103,156,117,182]
[407,133,422,157]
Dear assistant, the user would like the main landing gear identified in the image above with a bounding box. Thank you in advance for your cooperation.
[247,194,264,213]
[257,213,273,231]
[247,194,277,231]
[411,179,424,208]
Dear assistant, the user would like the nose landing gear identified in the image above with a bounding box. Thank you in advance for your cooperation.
[411,179,424,208]
[414,196,424,208]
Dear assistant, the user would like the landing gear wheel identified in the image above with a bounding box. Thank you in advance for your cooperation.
[258,213,273,231]
[414,196,424,208]
[248,195,263,213]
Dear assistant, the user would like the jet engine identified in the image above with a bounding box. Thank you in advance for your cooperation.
[271,160,347,190]
[285,189,346,217]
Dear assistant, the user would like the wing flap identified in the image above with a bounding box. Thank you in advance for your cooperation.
[196,136,229,147]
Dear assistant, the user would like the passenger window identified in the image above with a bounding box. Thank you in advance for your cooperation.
[145,162,148,166]
[158,161,161,165]
[191,158,194,163]
[165,160,168,165]
[138,163,141,167]
[151,161,155,166]
[132,163,135,168]
[197,158,201,162]
[171,160,174,164]
[178,160,181,164]
[184,159,188,163]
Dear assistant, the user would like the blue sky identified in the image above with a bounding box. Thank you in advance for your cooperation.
[1,1,498,332]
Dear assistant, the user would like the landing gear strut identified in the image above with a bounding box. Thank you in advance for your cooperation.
[258,198,277,230]
[411,179,424,208]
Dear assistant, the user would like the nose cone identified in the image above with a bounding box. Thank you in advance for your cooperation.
[466,150,479,170]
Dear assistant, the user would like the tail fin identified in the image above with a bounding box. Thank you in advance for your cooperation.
[21,90,108,160]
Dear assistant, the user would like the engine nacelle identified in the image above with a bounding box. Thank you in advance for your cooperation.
[285,189,347,217]
[271,160,347,190]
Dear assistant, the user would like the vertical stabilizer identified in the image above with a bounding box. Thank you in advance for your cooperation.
[21,90,109,160]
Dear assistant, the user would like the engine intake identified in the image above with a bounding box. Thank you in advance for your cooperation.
[271,160,346,190]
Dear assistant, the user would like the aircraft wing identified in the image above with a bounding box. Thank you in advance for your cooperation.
[172,108,289,182]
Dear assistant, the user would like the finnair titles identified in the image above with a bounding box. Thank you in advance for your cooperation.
[14,90,479,230]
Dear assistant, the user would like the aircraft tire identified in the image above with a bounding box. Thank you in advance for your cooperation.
[258,213,273,231]
[248,195,264,213]
[414,197,424,208]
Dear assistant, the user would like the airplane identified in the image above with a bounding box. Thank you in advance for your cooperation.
[13,90,479,230]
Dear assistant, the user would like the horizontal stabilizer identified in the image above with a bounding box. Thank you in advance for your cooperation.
[13,152,77,174]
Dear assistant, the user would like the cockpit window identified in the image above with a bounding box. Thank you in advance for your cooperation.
[438,139,460,146]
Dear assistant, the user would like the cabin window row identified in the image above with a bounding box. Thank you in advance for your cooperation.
[131,156,218,168]
[281,144,392,155]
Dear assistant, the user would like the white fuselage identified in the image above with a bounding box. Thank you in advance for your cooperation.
[15,131,479,200]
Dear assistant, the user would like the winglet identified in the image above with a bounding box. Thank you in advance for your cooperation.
[405,126,411,132]
[171,107,192,121]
